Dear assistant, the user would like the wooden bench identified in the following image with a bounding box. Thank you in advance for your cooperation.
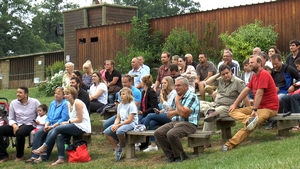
[125,130,213,160]
[210,114,300,140]
[269,114,300,136]
[73,133,92,144]
[103,109,117,120]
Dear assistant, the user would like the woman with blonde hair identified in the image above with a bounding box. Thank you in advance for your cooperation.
[142,76,176,152]
[138,74,158,124]
[33,87,91,166]
[103,87,138,161]
[82,60,94,90]
[62,62,74,88]
[89,72,108,113]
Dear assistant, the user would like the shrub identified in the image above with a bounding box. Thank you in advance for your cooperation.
[219,20,278,64]
[162,27,200,59]
[115,15,163,75]
[45,61,64,77]
[37,70,63,96]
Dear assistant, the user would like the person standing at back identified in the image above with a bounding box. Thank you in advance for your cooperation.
[153,52,171,93]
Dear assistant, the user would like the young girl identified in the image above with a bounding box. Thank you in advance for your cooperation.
[28,104,48,148]
[103,87,138,162]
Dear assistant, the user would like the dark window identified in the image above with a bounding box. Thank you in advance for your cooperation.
[91,37,98,42]
[79,38,86,44]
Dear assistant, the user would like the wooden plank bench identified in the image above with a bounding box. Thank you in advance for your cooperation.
[103,109,117,120]
[210,114,300,141]
[73,133,92,144]
[125,130,213,160]
[199,116,236,143]
[269,114,300,136]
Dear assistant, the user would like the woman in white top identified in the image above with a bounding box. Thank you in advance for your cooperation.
[142,76,176,152]
[89,72,108,112]
[33,87,91,166]
[178,56,197,92]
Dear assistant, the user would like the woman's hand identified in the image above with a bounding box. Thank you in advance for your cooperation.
[138,111,143,115]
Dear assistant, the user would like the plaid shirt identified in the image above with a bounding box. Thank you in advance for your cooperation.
[170,90,200,125]
[156,63,170,83]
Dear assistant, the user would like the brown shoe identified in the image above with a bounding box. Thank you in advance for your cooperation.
[204,112,220,122]
[14,158,23,162]
[0,157,9,163]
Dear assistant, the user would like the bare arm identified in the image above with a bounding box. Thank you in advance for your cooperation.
[229,87,251,112]
[203,72,214,81]
[107,77,119,87]
[153,80,160,92]
[70,101,84,123]
[205,73,220,86]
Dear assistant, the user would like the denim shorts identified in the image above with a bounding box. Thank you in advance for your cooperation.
[103,124,134,136]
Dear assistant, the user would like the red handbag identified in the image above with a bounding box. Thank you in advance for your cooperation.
[66,140,91,163]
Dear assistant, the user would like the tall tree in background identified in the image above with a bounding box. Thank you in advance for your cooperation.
[0,0,33,57]
[113,0,201,18]
[31,0,79,48]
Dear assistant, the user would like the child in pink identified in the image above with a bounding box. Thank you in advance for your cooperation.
[28,104,48,148]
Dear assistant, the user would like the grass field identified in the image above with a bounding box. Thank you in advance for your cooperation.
[1,88,300,169]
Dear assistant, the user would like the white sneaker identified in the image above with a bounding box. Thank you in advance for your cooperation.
[143,145,158,152]
[246,116,259,130]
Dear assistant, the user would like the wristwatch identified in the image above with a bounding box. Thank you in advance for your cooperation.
[69,120,72,124]
[252,108,257,112]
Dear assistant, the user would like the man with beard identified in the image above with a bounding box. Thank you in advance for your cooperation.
[222,55,279,152]
[70,77,90,113]
[286,39,300,70]
[153,52,171,93]
[195,53,217,100]
[0,87,40,163]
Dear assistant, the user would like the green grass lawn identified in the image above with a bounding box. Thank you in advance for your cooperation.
[1,88,300,169]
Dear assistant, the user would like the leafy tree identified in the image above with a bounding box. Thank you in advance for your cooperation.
[0,0,33,57]
[31,0,79,48]
[219,20,278,64]
[113,0,201,18]
[115,15,163,74]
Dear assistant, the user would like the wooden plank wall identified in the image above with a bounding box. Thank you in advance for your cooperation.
[9,57,34,88]
[88,8,103,26]
[76,23,130,70]
[64,10,85,64]
[75,0,300,69]
[106,6,137,23]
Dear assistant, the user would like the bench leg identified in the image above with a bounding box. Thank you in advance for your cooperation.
[193,146,205,154]
[188,137,210,155]
[221,127,232,143]
[73,135,91,144]
[278,129,290,137]
[125,143,136,159]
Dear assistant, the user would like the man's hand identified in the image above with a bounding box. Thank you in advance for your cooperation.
[12,124,19,135]
[288,85,295,93]
[229,103,238,113]
[175,95,183,103]
[250,111,258,117]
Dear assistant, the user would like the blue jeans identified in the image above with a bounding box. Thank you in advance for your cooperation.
[31,127,57,160]
[103,115,116,130]
[143,113,171,142]
[103,124,134,137]
[43,124,84,159]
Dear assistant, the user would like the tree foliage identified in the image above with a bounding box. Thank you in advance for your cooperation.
[219,20,278,63]
[115,15,163,74]
[162,27,200,59]
[113,0,201,18]
[0,0,78,57]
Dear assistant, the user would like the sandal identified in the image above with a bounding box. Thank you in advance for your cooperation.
[32,149,47,156]
[25,158,36,163]
[33,158,44,164]
[292,125,300,131]
[50,160,65,166]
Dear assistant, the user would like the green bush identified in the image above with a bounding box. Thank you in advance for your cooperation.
[219,20,278,64]
[45,61,64,77]
[162,27,200,59]
[115,15,163,75]
[37,70,63,96]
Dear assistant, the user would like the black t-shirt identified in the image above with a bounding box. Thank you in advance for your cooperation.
[105,69,122,88]
[78,88,90,113]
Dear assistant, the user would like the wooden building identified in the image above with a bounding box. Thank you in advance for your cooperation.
[73,0,300,69]
[0,51,64,89]
[63,3,138,69]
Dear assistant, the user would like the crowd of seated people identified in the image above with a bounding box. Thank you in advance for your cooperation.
[3,39,300,164]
